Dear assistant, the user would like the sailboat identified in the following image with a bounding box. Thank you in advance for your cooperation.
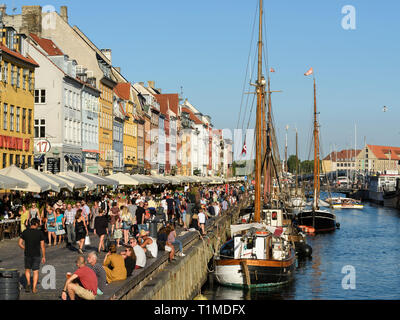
[214,0,296,288]
[297,72,337,233]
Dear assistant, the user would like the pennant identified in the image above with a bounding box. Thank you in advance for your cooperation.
[304,67,313,76]
[241,142,247,156]
[270,67,275,73]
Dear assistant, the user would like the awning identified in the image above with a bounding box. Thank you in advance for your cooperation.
[25,168,70,192]
[80,172,119,186]
[0,165,53,193]
[0,174,28,190]
[65,155,82,164]
[107,173,139,186]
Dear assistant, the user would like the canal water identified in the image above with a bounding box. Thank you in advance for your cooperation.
[202,193,400,300]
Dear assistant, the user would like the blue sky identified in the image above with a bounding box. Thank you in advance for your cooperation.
[5,0,400,161]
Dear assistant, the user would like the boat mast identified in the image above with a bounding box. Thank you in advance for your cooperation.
[313,77,320,211]
[295,128,298,197]
[254,0,264,223]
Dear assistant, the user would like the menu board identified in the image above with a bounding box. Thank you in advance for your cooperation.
[47,158,60,174]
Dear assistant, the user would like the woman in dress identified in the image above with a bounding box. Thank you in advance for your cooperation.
[89,201,100,231]
[180,197,188,230]
[29,203,40,225]
[94,208,108,253]
[109,202,120,235]
[20,205,30,233]
[74,209,88,254]
[54,208,65,245]
[46,205,57,246]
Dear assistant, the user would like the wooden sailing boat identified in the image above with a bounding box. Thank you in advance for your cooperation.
[214,0,296,288]
[297,74,337,233]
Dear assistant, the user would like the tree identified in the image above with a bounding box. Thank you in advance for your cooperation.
[287,155,301,174]
[300,160,314,174]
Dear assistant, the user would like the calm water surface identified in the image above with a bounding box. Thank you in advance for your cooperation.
[202,194,400,300]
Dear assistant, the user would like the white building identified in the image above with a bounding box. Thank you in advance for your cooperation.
[29,34,84,173]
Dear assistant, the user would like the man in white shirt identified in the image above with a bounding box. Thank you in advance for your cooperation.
[138,230,158,258]
[129,237,146,269]
[198,207,207,236]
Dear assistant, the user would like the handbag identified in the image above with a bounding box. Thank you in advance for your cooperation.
[85,235,91,245]
[55,223,66,235]
[113,229,122,239]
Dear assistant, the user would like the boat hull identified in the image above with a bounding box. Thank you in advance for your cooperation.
[214,256,295,289]
[332,204,364,209]
[297,209,336,233]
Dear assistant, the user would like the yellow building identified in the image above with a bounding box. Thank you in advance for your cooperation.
[98,78,116,174]
[114,83,138,172]
[0,27,38,169]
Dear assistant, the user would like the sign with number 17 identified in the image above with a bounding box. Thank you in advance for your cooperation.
[35,139,51,154]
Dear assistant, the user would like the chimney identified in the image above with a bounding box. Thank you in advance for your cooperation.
[101,49,112,64]
[0,4,6,17]
[60,6,68,23]
[21,6,42,37]
[148,80,155,88]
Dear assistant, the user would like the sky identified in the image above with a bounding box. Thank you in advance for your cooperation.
[4,0,400,161]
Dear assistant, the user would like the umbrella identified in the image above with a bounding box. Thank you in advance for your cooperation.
[0,174,28,190]
[0,165,53,193]
[80,172,119,186]
[149,175,170,184]
[131,174,154,185]
[25,168,72,192]
[50,174,86,190]
[107,173,139,186]
[160,176,181,185]
[58,172,97,191]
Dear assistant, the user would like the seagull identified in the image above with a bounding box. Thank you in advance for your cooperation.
[382,106,388,112]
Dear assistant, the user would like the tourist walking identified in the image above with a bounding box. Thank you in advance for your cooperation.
[64,204,76,248]
[46,205,57,246]
[94,208,108,253]
[18,218,46,294]
[54,208,66,245]
[74,209,88,254]
[20,205,30,233]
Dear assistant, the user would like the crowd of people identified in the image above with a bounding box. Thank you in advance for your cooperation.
[12,182,247,300]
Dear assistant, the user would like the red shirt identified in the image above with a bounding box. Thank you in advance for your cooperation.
[74,266,98,295]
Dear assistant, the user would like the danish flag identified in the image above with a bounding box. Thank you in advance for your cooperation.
[241,142,247,156]
[270,67,275,73]
[304,67,313,76]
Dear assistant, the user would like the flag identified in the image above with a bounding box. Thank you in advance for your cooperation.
[266,226,284,237]
[241,142,247,156]
[270,67,275,73]
[304,67,313,76]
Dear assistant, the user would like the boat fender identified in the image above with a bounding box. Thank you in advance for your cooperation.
[304,244,312,257]
[336,222,341,229]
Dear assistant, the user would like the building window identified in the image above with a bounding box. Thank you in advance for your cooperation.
[16,67,21,88]
[34,119,46,138]
[23,69,27,90]
[28,109,32,134]
[3,104,7,130]
[10,65,15,86]
[22,108,26,133]
[34,89,46,104]
[16,155,20,167]
[28,71,34,91]
[10,105,14,131]
[28,155,32,168]
[2,153,6,168]
[2,63,8,83]
[9,153,13,166]
[16,107,20,132]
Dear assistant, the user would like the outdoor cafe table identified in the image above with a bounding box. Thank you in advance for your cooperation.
[0,218,21,241]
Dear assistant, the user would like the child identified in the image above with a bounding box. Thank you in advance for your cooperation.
[113,220,123,247]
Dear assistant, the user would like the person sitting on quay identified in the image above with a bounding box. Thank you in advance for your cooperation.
[61,255,97,300]
[129,237,146,269]
[157,225,175,262]
[87,251,107,296]
[120,245,136,277]
[138,229,158,258]
[167,225,185,257]
[103,243,127,283]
